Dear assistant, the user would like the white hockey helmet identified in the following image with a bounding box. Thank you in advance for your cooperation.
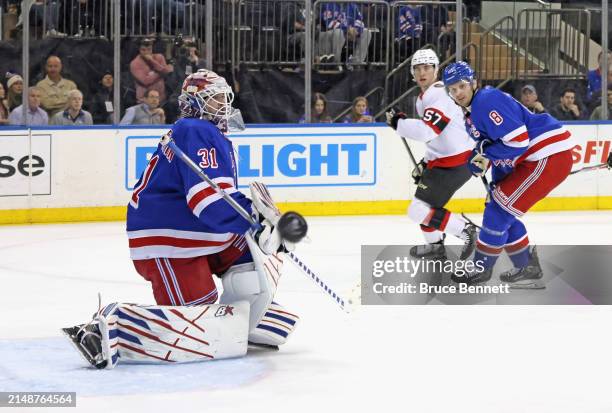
[178,69,235,130]
[410,48,440,77]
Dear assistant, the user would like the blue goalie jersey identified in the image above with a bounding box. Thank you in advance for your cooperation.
[126,118,252,260]
[465,87,575,180]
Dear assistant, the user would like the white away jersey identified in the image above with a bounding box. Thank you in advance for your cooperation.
[396,81,474,168]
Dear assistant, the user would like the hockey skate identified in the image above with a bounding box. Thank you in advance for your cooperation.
[62,323,107,369]
[451,266,493,285]
[500,246,545,290]
[459,215,479,260]
[410,236,446,260]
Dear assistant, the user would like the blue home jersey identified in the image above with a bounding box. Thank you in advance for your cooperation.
[465,87,574,180]
[126,118,252,259]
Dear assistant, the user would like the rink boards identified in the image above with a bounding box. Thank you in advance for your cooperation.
[0,122,611,224]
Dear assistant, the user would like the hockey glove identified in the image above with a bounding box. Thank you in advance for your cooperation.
[468,139,492,177]
[385,108,407,130]
[412,158,427,184]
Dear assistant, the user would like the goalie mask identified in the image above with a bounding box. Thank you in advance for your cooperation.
[178,69,235,131]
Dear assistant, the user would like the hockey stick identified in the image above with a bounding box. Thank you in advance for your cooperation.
[399,136,420,168]
[159,135,348,312]
[569,152,612,175]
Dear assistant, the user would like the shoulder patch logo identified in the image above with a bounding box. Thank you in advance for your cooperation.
[488,110,504,125]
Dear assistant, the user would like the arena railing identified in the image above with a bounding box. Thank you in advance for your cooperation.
[476,15,515,88]
[515,8,591,80]
[389,1,469,69]
[311,0,390,71]
[8,0,204,40]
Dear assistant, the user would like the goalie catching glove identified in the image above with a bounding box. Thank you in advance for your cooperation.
[250,182,307,254]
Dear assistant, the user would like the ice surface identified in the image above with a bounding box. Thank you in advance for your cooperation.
[1,212,611,413]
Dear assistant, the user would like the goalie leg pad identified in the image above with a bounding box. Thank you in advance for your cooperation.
[220,233,299,345]
[65,301,250,368]
[250,302,300,346]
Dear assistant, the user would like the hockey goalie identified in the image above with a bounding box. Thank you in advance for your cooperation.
[62,70,305,368]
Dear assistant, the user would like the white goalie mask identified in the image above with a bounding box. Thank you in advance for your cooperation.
[178,69,235,131]
[410,48,440,78]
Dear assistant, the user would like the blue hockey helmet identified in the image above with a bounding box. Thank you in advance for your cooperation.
[442,61,475,86]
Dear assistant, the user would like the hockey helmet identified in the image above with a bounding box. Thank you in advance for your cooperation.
[410,48,440,77]
[442,61,475,86]
[178,69,235,128]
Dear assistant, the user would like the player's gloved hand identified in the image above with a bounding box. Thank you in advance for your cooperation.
[254,219,282,255]
[412,158,426,184]
[468,139,492,177]
[253,217,296,255]
[385,108,407,130]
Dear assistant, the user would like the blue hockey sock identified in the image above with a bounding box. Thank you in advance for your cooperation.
[504,219,530,268]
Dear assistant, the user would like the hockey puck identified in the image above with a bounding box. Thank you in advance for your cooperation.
[277,211,308,243]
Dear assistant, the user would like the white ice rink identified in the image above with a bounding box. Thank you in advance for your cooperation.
[1,211,612,413]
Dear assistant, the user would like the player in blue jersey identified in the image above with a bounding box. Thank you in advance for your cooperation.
[126,69,299,346]
[61,70,303,369]
[442,62,575,286]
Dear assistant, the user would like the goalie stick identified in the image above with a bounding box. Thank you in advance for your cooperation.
[159,134,348,312]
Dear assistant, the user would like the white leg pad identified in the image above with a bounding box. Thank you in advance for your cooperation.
[220,262,271,331]
[250,302,300,346]
[220,233,299,345]
[97,301,250,368]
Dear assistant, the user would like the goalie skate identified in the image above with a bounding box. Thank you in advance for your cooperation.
[61,324,107,369]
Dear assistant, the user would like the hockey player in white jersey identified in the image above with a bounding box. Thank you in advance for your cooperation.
[386,49,477,259]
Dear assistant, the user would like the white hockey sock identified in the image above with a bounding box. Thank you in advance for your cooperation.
[422,228,444,244]
[444,213,467,238]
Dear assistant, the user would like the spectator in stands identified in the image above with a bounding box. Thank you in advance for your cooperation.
[130,38,173,104]
[420,3,450,46]
[590,86,612,120]
[280,2,306,62]
[36,55,78,117]
[318,2,372,67]
[140,0,197,35]
[342,96,373,123]
[14,1,63,37]
[174,37,207,75]
[586,51,612,104]
[520,84,546,114]
[394,5,423,63]
[8,87,48,126]
[66,0,109,37]
[49,89,93,125]
[0,82,10,125]
[465,0,481,22]
[2,1,19,39]
[89,72,114,124]
[5,73,23,111]
[549,88,586,121]
[120,89,165,125]
[299,92,332,123]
